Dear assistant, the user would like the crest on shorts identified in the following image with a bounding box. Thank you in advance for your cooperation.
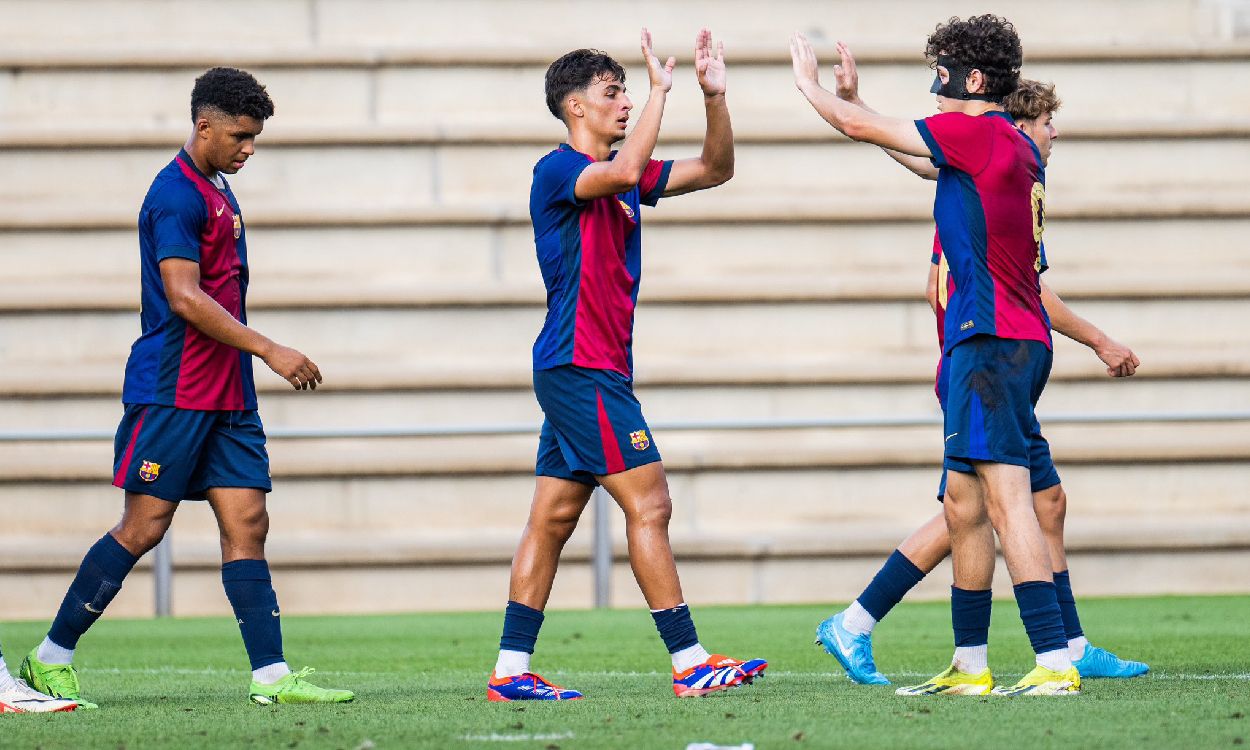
[629,429,650,451]
[232,213,242,239]
[618,199,635,220]
[138,460,161,482]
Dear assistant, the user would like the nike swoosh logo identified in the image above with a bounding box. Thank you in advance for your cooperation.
[216,203,226,217]
[84,603,102,614]
[945,432,959,442]
[271,610,280,617]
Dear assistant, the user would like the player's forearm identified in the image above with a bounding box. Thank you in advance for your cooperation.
[696,93,735,185]
[612,87,668,183]
[1042,283,1106,350]
[883,148,938,180]
[797,79,866,138]
[168,288,276,358]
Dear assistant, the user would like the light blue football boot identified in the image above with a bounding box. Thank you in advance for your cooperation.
[1073,643,1149,678]
[815,612,890,685]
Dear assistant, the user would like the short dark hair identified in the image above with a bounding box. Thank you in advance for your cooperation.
[544,49,626,122]
[925,15,1023,101]
[190,67,275,122]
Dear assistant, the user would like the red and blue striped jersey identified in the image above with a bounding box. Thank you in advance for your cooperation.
[122,150,257,410]
[916,111,1051,354]
[530,144,672,376]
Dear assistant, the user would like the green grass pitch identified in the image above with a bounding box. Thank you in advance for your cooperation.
[2,596,1248,749]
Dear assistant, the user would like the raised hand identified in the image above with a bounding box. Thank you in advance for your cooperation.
[641,27,676,92]
[789,31,821,90]
[833,41,861,103]
[694,27,726,96]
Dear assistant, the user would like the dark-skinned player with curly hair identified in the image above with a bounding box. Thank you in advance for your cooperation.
[19,68,354,708]
[790,16,1085,696]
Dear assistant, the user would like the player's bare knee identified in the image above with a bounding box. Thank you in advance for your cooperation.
[111,517,170,556]
[1034,486,1067,531]
[626,492,672,529]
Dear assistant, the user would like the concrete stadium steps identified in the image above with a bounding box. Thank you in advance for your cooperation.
[5,377,1247,435]
[1,0,1240,53]
[5,55,1249,133]
[3,464,1248,618]
[4,218,1250,311]
[6,458,1250,540]
[3,297,1247,379]
[4,137,1248,217]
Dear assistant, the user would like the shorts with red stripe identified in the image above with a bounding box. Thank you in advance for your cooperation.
[112,404,271,502]
[533,365,661,485]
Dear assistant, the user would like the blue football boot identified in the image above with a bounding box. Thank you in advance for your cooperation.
[1073,644,1149,678]
[815,612,890,685]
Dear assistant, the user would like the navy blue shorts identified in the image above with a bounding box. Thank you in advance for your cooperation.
[934,349,1059,499]
[942,335,1053,474]
[112,404,271,502]
[533,365,661,485]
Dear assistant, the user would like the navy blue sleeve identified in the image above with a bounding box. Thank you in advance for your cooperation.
[534,149,591,209]
[639,159,673,206]
[149,181,206,263]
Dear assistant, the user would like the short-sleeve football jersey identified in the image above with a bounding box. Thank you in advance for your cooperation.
[122,150,257,410]
[915,111,1051,354]
[530,144,673,376]
[932,233,1049,393]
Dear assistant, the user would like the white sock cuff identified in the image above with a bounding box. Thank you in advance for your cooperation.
[841,600,878,635]
[1036,648,1072,672]
[37,636,74,665]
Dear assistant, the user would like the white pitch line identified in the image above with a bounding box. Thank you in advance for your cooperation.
[461,732,575,742]
[86,667,1250,681]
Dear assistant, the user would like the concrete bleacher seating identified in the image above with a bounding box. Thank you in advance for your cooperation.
[1,0,1248,617]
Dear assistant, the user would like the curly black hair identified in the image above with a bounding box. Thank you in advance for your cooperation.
[190,67,275,122]
[544,49,626,122]
[925,15,1022,101]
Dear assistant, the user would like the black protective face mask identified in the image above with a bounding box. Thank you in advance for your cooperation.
[930,56,1001,102]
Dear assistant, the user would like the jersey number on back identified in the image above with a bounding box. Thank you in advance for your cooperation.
[1030,181,1046,272]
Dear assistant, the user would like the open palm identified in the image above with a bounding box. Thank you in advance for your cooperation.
[694,28,726,96]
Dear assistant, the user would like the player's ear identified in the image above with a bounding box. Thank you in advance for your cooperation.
[194,115,213,139]
[565,95,585,121]
[967,68,986,95]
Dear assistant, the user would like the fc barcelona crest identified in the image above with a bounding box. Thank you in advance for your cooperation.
[232,213,242,239]
[629,430,650,451]
[138,460,161,482]
[618,199,635,220]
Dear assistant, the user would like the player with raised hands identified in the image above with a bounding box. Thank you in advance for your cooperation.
[487,28,767,702]
[791,16,1088,696]
[809,44,1147,686]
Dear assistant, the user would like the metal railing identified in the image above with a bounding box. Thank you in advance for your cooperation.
[3,409,1247,616]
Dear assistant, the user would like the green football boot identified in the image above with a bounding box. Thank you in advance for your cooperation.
[249,667,354,705]
[19,649,99,710]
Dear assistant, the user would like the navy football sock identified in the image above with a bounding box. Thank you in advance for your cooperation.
[651,604,700,654]
[1052,570,1084,640]
[857,549,927,621]
[1013,580,1069,656]
[47,533,140,650]
[222,559,285,670]
[950,586,992,647]
[499,600,545,654]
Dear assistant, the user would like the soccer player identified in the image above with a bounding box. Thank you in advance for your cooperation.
[487,29,767,702]
[809,59,1148,685]
[0,639,76,713]
[791,15,1085,695]
[19,68,353,708]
